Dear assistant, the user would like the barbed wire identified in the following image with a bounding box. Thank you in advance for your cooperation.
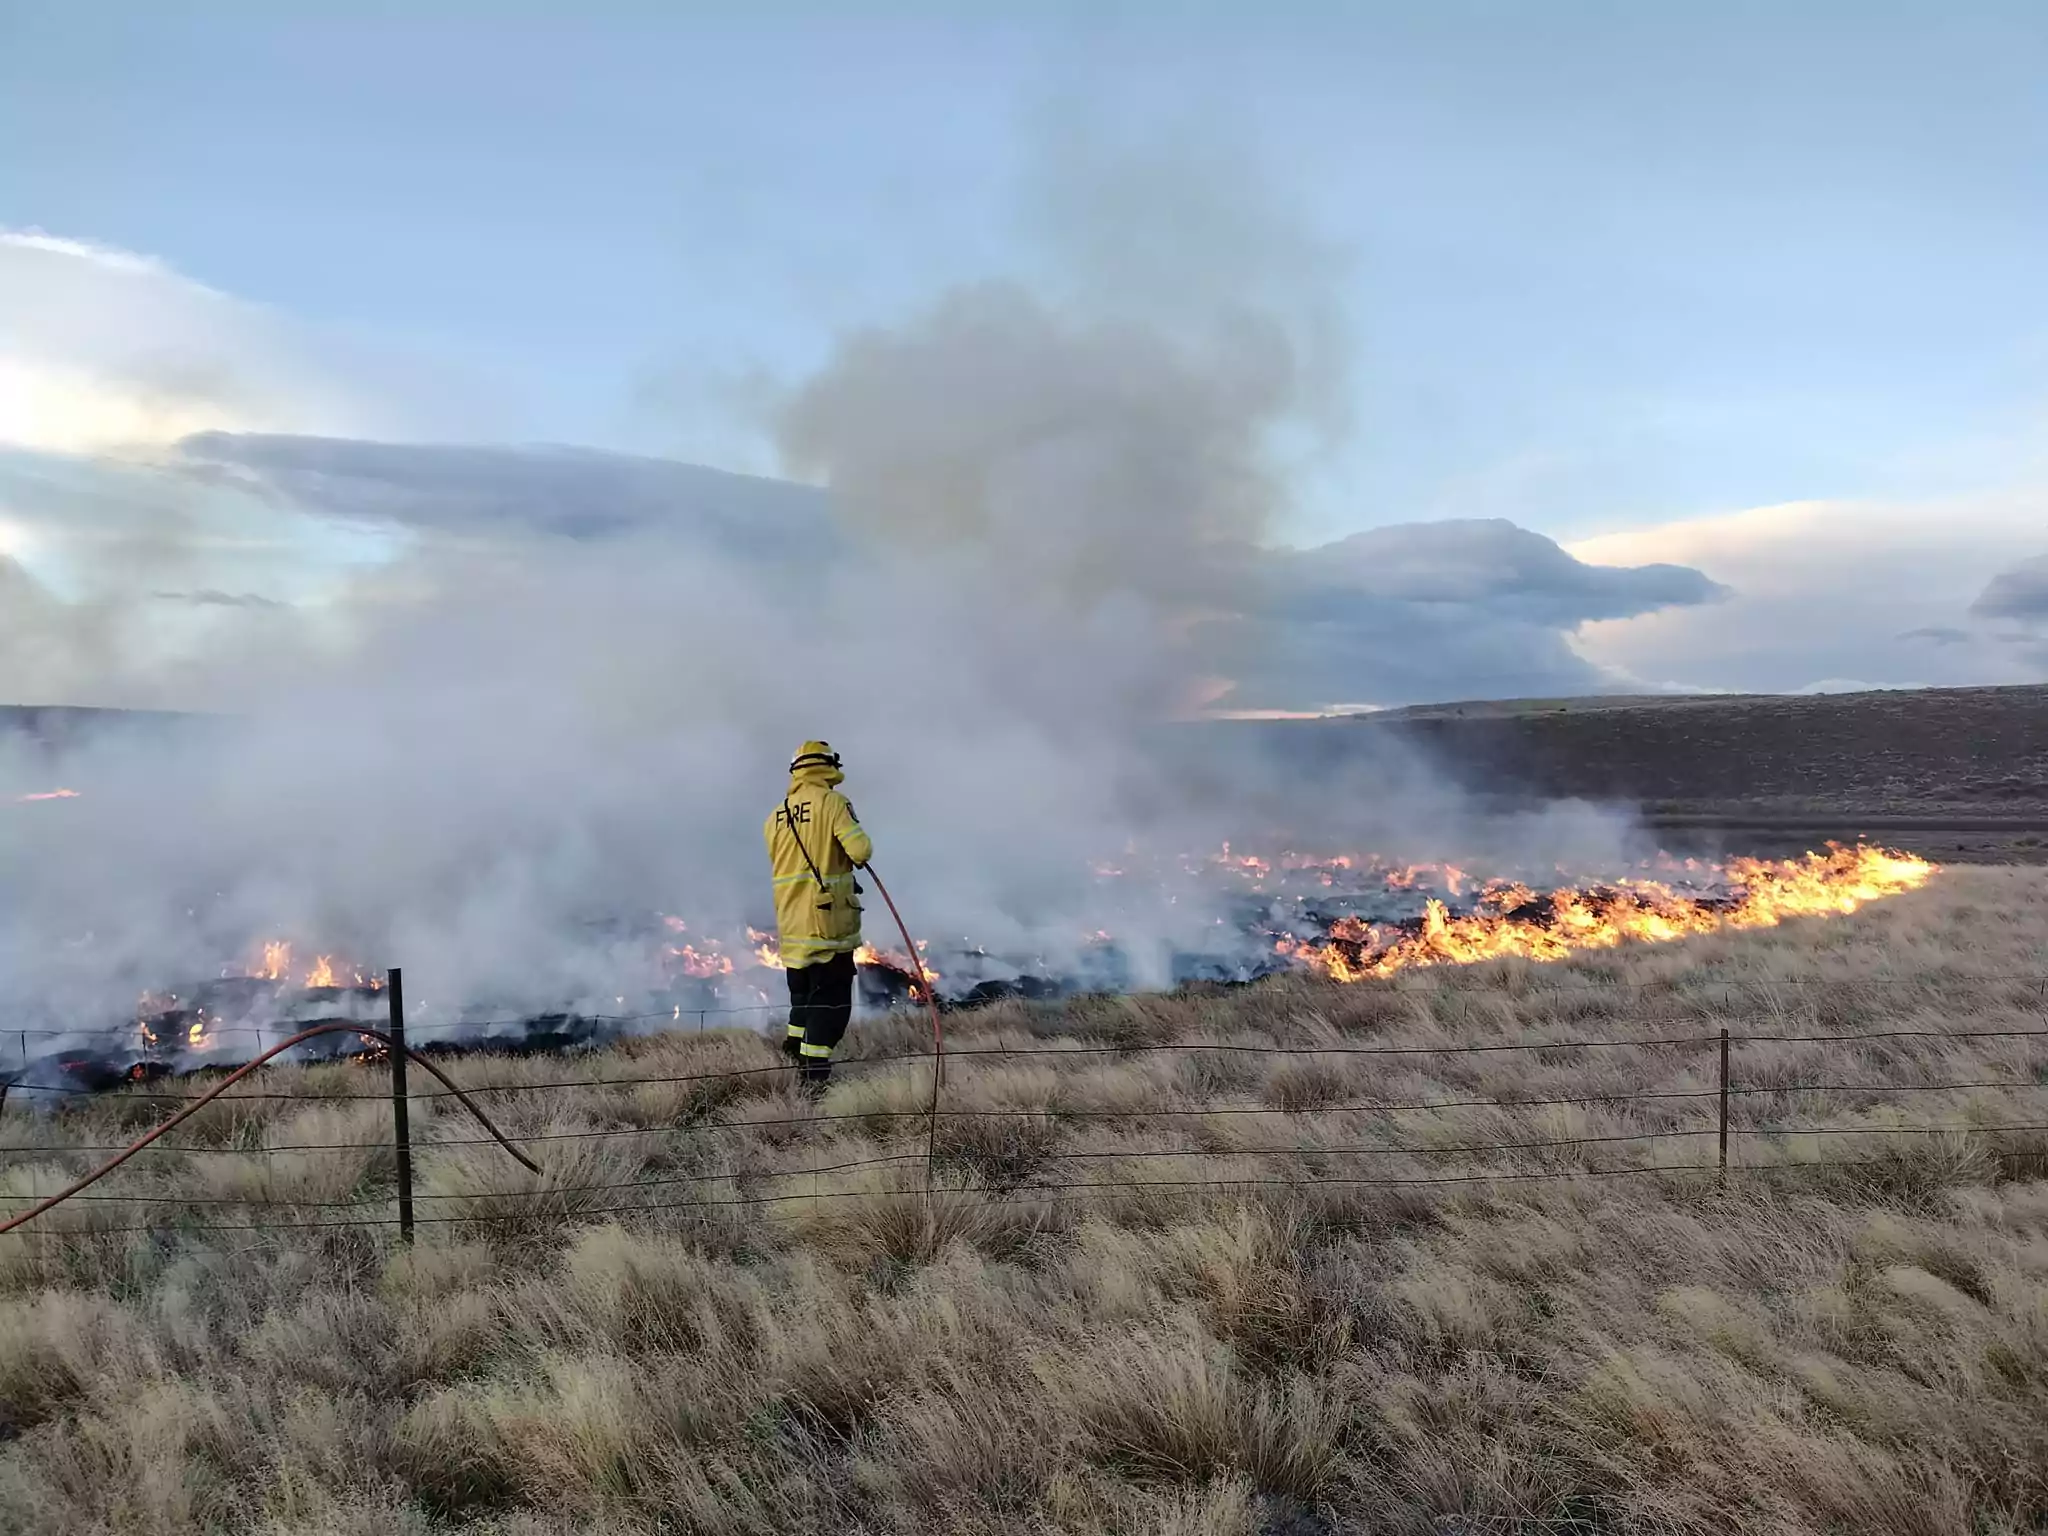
[11,1097,2048,1162]
[7,1122,2046,1214]
[20,1151,2041,1240]
[5,970,2046,1245]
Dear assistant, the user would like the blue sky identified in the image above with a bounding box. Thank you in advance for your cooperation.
[8,3,2042,539]
[2,2,2045,700]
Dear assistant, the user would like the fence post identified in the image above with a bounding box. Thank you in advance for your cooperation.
[387,968,414,1245]
[1717,1027,1731,1185]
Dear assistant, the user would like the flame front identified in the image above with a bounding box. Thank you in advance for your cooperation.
[174,842,1930,1034]
[1276,843,1936,980]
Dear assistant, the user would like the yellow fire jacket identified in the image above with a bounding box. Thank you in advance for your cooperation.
[764,764,873,968]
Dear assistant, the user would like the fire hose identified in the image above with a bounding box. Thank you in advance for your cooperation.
[0,1022,538,1237]
[862,860,944,1090]
[861,861,944,1199]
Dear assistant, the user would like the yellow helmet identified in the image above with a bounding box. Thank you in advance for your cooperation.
[790,740,842,772]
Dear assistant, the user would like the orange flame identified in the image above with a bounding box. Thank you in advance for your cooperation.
[855,940,941,999]
[242,941,379,990]
[746,927,788,971]
[1277,844,1936,980]
[666,942,735,979]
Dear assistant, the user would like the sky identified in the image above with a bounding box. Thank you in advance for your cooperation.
[2,0,2046,706]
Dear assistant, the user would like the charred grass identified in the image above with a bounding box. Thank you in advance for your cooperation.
[2,867,2048,1532]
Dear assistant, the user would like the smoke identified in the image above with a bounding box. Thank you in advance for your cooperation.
[0,129,1689,1040]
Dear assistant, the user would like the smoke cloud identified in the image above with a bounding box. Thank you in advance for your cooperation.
[0,136,1721,1039]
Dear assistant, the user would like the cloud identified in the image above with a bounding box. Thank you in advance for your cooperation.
[150,589,287,609]
[29,433,1721,717]
[1568,493,2048,693]
[1899,625,1973,646]
[1293,518,1725,622]
[178,431,825,552]
[1200,518,1726,711]
[0,229,361,454]
[1970,553,2048,670]
[0,229,517,460]
[1970,554,2048,624]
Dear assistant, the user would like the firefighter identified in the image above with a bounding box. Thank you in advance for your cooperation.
[765,740,872,1095]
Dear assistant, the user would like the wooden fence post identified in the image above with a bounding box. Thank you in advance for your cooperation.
[388,968,414,1244]
[1718,1027,1731,1185]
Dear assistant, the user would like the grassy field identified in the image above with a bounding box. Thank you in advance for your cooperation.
[4,865,2048,1534]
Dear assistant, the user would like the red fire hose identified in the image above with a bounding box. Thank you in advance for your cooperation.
[862,861,943,1090]
[0,1022,538,1237]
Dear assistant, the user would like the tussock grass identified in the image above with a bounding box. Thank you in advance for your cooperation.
[3,866,2048,1531]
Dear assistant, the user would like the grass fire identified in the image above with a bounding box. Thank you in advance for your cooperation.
[38,842,1939,1092]
[3,11,2041,1524]
[2,856,2042,1534]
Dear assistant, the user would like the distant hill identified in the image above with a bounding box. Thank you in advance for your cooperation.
[1268,682,2048,862]
[1337,683,2048,803]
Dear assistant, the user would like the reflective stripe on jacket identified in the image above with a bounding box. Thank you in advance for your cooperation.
[764,766,873,968]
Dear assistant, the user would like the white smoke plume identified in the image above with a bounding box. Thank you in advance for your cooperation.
[0,133,1698,1043]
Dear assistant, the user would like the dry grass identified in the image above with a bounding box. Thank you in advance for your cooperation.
[3,866,2048,1533]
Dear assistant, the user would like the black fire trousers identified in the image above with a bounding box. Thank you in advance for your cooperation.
[786,950,856,1060]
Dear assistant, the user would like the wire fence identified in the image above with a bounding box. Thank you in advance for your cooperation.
[4,965,2046,1246]
[15,967,2048,1044]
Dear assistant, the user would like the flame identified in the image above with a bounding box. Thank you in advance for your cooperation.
[745,927,788,970]
[1277,843,1937,980]
[240,940,380,989]
[855,940,941,999]
[1213,843,1273,879]
[667,942,735,978]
